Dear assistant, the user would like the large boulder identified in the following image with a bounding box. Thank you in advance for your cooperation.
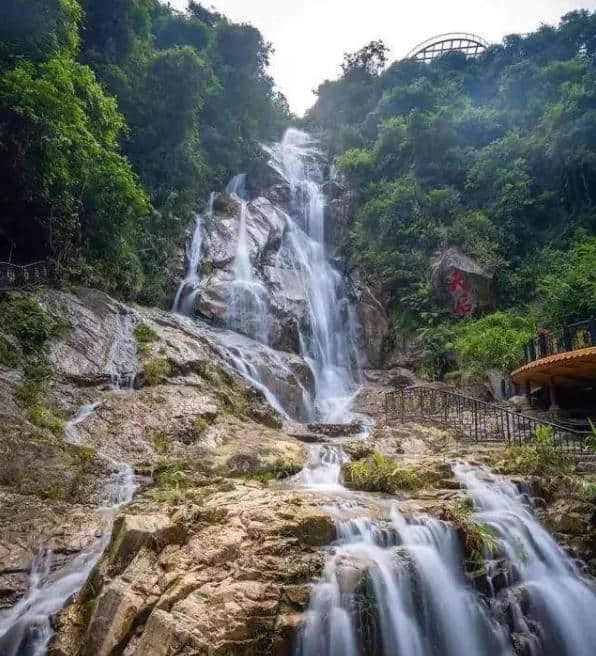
[430,248,495,317]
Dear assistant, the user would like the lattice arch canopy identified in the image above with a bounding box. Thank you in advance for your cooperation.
[407,33,489,62]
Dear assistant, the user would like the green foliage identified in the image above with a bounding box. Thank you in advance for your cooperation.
[504,425,571,475]
[0,0,289,304]
[454,311,534,377]
[539,237,596,326]
[143,357,171,386]
[133,322,159,344]
[0,0,81,61]
[309,11,596,337]
[156,464,190,490]
[0,293,64,354]
[342,451,424,493]
[445,497,499,564]
[0,335,19,367]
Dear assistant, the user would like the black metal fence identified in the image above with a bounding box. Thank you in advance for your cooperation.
[385,387,589,453]
[524,319,596,363]
[0,261,53,291]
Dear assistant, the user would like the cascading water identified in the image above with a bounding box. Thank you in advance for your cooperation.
[0,318,141,656]
[0,466,137,656]
[264,129,361,421]
[454,464,596,656]
[294,456,509,656]
[63,402,101,445]
[172,194,214,316]
[294,456,596,656]
[226,194,270,344]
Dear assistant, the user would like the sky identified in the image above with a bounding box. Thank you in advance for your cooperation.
[168,0,596,115]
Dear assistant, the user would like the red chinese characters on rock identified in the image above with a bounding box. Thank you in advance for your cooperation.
[448,271,475,317]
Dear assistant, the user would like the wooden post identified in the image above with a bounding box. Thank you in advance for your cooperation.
[548,377,560,411]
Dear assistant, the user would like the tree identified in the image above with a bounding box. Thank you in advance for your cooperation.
[342,40,389,77]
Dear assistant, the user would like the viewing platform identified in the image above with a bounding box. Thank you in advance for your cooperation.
[511,319,596,410]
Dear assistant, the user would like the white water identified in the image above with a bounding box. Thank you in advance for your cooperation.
[63,402,101,445]
[293,449,596,656]
[264,129,361,421]
[293,444,349,490]
[1,321,141,655]
[172,193,215,316]
[0,464,136,656]
[454,464,596,656]
[226,197,271,344]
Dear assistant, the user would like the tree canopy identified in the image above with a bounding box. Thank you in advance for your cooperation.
[306,12,596,375]
[0,0,290,302]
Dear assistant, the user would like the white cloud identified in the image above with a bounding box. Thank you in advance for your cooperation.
[167,0,596,115]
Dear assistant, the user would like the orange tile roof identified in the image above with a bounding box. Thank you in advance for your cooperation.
[511,346,596,383]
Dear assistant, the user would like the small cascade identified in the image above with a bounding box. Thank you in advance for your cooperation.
[293,444,349,490]
[454,464,596,656]
[296,506,509,656]
[63,402,101,445]
[226,198,270,343]
[106,309,137,390]
[172,194,214,315]
[0,464,137,656]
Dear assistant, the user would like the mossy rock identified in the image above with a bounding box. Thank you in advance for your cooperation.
[343,441,374,461]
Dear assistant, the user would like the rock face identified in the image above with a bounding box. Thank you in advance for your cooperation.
[185,146,389,369]
[0,288,312,612]
[430,248,495,317]
[50,480,332,656]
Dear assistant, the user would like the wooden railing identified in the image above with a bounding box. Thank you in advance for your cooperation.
[0,260,53,291]
[385,387,589,453]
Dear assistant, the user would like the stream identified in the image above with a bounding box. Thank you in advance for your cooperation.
[292,444,596,656]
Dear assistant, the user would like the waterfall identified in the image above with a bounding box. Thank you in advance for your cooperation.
[454,464,596,656]
[295,462,596,656]
[226,197,270,344]
[264,129,361,421]
[296,506,509,656]
[172,194,214,316]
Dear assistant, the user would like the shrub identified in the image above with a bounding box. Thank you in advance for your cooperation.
[503,425,570,475]
[134,322,159,344]
[143,357,171,385]
[26,403,65,435]
[342,451,423,493]
[454,311,533,378]
[0,293,65,354]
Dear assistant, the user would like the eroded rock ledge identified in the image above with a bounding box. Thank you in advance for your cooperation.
[50,478,333,656]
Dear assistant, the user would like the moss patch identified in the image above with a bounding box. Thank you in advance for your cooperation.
[342,452,424,494]
[143,357,172,385]
[0,334,20,367]
[134,322,159,344]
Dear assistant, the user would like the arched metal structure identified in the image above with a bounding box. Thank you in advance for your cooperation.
[407,33,489,62]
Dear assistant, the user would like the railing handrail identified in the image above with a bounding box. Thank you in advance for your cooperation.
[524,317,596,363]
[385,386,589,452]
[389,386,588,436]
[0,259,53,291]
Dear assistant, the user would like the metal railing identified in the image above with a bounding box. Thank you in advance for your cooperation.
[385,387,589,453]
[0,260,53,291]
[524,319,596,363]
